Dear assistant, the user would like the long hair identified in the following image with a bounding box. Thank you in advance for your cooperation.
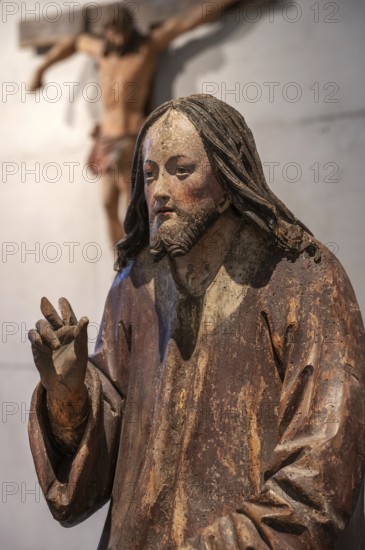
[115,94,318,270]
[103,3,146,56]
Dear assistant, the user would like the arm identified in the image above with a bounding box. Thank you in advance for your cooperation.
[28,363,123,526]
[151,0,239,52]
[29,33,103,91]
[28,290,125,525]
[182,253,365,549]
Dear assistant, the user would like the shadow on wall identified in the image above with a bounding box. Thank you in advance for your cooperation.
[152,0,278,108]
[64,1,279,125]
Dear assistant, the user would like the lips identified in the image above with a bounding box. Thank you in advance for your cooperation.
[156,207,174,214]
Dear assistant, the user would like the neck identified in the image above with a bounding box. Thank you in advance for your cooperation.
[169,209,241,296]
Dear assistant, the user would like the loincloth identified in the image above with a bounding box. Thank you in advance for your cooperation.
[87,124,137,176]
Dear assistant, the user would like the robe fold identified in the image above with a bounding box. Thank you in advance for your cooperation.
[28,223,365,549]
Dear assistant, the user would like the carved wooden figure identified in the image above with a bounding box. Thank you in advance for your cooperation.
[28,95,365,549]
[28,1,238,245]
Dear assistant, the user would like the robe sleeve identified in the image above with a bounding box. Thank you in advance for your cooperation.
[28,273,129,527]
[28,365,123,526]
[183,254,365,549]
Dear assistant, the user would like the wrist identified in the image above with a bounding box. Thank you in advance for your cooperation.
[45,385,90,455]
[46,383,89,429]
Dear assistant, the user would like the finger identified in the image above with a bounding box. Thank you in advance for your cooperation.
[74,316,89,337]
[58,297,78,326]
[56,325,76,346]
[74,317,89,341]
[28,330,53,373]
[74,317,89,356]
[36,319,60,350]
[40,296,64,330]
[28,329,52,354]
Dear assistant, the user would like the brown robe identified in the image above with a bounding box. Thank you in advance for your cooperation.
[28,223,365,549]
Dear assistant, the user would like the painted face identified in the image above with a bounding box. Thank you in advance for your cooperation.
[105,27,129,47]
[142,110,228,259]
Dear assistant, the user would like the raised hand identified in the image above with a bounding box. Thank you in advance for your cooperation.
[28,297,89,429]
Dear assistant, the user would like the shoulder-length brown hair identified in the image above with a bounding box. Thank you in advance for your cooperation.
[115,94,317,270]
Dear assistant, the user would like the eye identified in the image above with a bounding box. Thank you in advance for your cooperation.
[143,167,156,185]
[175,165,194,179]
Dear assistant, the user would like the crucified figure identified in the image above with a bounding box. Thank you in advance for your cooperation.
[29,1,238,245]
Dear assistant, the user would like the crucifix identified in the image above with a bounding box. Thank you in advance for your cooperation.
[19,1,200,50]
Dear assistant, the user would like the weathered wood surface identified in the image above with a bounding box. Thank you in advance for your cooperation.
[28,95,365,549]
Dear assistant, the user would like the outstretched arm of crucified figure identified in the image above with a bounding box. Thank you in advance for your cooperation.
[150,0,240,52]
[28,33,103,91]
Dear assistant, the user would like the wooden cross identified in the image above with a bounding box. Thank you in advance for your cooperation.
[19,0,198,51]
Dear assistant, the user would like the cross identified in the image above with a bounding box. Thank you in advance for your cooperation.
[18,0,198,52]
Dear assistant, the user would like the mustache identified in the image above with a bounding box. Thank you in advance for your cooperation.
[153,203,191,219]
[153,201,183,217]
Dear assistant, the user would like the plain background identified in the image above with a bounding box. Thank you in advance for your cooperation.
[0,0,364,548]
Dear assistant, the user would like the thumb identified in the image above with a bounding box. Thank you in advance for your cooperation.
[74,317,89,357]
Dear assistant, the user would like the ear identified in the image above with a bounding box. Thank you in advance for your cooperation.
[217,194,230,214]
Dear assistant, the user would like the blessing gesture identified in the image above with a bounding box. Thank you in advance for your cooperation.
[28,297,89,431]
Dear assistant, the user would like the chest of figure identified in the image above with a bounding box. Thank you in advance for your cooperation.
[115,282,282,548]
[110,262,287,545]
[126,271,281,458]
[99,51,157,96]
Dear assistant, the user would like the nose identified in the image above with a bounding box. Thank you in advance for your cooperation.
[153,172,171,202]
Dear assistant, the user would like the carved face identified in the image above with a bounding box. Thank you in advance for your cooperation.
[105,27,130,47]
[104,6,134,47]
[143,110,228,259]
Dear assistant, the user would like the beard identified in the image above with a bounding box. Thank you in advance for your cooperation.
[103,39,126,57]
[149,202,220,262]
